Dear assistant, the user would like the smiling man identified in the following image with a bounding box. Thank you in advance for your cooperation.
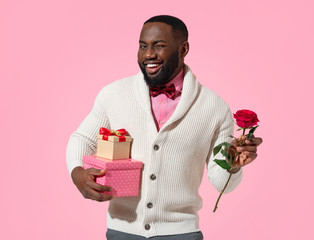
[67,15,262,240]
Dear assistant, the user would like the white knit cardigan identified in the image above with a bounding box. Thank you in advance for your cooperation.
[66,65,242,237]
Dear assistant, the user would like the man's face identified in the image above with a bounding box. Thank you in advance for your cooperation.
[137,22,185,87]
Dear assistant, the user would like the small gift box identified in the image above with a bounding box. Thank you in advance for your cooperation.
[83,155,142,197]
[96,127,132,160]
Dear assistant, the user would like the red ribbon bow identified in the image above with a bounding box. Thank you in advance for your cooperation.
[150,84,176,100]
[99,127,127,142]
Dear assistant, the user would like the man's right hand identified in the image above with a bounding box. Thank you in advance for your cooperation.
[71,166,113,202]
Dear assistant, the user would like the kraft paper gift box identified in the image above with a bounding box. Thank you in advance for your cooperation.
[83,155,142,197]
[96,128,132,160]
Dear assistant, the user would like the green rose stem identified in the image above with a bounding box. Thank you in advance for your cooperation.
[239,128,247,146]
[213,171,233,212]
[213,128,246,213]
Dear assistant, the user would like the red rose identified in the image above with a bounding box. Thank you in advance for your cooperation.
[233,109,259,128]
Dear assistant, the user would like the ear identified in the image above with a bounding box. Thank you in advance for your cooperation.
[180,41,189,57]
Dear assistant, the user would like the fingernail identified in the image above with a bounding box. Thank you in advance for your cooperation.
[237,147,243,151]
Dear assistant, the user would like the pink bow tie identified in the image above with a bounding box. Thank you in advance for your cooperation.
[150,84,176,100]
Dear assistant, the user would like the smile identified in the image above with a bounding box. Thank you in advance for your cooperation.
[145,63,162,74]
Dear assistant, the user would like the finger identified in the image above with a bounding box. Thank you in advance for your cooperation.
[239,135,247,141]
[83,187,113,202]
[84,180,113,201]
[86,180,112,192]
[234,155,246,167]
[245,137,263,146]
[87,168,106,176]
[236,146,257,153]
[243,151,257,161]
[235,153,255,166]
[95,192,114,202]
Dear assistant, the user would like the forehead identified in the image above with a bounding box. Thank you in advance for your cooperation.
[139,22,175,42]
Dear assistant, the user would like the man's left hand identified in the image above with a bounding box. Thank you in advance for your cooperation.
[229,135,263,173]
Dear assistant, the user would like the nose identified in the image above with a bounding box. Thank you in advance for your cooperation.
[144,46,157,59]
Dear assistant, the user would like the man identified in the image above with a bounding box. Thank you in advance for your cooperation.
[67,15,262,239]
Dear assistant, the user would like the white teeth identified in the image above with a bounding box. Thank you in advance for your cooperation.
[147,64,160,68]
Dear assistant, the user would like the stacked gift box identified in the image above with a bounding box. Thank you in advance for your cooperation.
[83,127,142,197]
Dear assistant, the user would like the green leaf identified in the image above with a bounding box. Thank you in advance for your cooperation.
[236,128,242,131]
[214,159,231,170]
[221,142,231,147]
[221,148,229,158]
[213,142,231,156]
[248,125,259,139]
[213,145,222,156]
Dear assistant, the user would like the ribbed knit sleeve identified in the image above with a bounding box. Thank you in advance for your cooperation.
[66,88,110,175]
[207,106,243,194]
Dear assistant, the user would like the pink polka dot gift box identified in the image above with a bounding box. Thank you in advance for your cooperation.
[83,155,143,197]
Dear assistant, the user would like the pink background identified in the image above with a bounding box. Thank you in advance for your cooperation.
[1,0,313,239]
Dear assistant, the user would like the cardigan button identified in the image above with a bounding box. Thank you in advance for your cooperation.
[154,145,159,151]
[145,224,151,230]
[147,202,153,208]
[150,174,156,180]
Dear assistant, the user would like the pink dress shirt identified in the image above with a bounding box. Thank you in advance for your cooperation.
[150,68,184,131]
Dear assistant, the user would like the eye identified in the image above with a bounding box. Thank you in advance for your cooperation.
[155,44,166,49]
[139,44,147,50]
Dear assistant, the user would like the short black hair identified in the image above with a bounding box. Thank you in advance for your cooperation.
[144,15,188,42]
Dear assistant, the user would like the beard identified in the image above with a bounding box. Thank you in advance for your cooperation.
[138,50,179,87]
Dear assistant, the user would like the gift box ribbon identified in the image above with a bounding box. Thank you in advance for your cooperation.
[99,127,127,142]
